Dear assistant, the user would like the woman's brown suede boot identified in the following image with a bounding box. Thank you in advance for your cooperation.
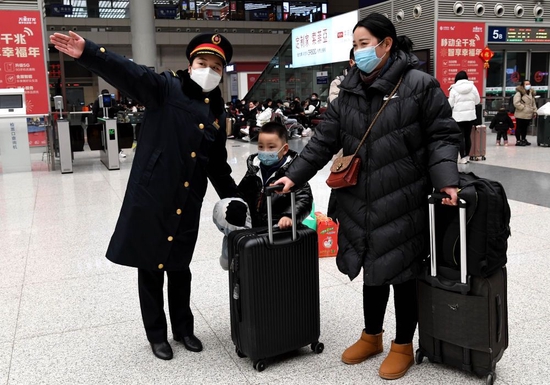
[341,330,383,364]
[378,340,414,380]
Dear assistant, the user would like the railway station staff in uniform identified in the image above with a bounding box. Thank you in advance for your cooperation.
[50,31,239,361]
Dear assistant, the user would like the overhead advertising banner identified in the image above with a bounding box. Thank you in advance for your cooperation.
[292,11,358,68]
[436,21,485,97]
[0,10,49,115]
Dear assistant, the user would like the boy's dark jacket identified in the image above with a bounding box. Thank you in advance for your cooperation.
[489,112,514,131]
[238,149,313,227]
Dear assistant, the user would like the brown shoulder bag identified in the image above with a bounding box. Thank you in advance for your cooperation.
[326,76,403,189]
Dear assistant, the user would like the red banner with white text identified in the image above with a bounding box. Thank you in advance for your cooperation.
[0,10,49,115]
[436,21,485,97]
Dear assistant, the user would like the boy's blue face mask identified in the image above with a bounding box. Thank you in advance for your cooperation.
[258,145,285,166]
[354,40,386,74]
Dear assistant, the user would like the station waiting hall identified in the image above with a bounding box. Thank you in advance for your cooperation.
[1,0,550,384]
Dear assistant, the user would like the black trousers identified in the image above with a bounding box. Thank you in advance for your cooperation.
[515,118,530,141]
[457,120,474,158]
[496,130,508,141]
[363,279,418,344]
[138,268,194,343]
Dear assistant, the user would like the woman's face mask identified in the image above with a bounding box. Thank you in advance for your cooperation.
[525,85,532,91]
[258,145,285,166]
[190,67,222,92]
[354,40,386,74]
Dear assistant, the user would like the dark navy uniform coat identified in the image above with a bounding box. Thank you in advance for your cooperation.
[76,40,238,271]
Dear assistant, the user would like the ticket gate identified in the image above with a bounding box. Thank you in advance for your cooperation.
[56,119,73,173]
[98,118,120,170]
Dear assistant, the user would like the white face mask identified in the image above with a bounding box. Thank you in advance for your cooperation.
[190,67,222,92]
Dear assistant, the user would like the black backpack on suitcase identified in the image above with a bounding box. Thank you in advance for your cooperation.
[435,172,511,278]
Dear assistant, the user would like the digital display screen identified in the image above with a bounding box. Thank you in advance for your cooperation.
[489,26,550,43]
[0,94,23,109]
[507,27,550,43]
[101,94,113,108]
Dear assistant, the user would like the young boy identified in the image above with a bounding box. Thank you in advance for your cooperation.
[490,107,514,146]
[239,121,313,229]
[213,121,313,270]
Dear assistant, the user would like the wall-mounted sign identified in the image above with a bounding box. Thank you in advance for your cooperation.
[488,26,550,43]
[0,10,49,115]
[436,21,485,97]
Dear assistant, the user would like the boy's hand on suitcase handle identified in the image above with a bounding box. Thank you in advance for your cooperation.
[278,216,292,229]
[439,186,459,206]
[270,178,295,194]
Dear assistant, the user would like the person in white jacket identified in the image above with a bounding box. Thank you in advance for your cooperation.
[448,71,480,163]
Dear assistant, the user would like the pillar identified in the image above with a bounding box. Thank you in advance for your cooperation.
[129,1,157,69]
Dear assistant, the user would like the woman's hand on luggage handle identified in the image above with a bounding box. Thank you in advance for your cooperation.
[440,186,459,206]
[49,31,85,59]
[272,177,295,194]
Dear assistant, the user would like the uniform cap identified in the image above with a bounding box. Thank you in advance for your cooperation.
[186,33,233,65]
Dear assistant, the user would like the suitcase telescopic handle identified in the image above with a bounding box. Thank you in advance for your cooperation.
[265,184,297,244]
[428,194,468,284]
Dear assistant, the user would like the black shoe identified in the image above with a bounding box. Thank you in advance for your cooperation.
[524,140,531,146]
[174,333,203,352]
[150,341,173,360]
[516,140,525,146]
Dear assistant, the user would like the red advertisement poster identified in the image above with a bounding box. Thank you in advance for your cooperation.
[0,10,49,115]
[247,73,260,91]
[436,21,485,97]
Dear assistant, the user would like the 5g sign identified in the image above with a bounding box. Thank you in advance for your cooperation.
[488,27,506,42]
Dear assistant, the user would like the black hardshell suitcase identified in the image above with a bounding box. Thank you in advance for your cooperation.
[537,115,550,146]
[228,185,323,372]
[416,195,508,385]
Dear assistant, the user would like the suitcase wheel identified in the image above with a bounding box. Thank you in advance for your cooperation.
[311,342,324,354]
[235,347,246,358]
[415,349,424,365]
[486,372,496,385]
[481,156,486,161]
[253,359,266,372]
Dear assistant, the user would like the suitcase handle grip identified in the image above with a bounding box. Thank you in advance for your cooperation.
[496,294,502,343]
[428,194,468,284]
[266,185,297,244]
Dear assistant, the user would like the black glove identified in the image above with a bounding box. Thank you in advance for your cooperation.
[225,200,248,227]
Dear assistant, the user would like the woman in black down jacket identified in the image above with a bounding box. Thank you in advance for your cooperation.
[275,13,461,380]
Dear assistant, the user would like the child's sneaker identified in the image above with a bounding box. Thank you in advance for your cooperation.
[504,141,508,146]
[496,141,501,146]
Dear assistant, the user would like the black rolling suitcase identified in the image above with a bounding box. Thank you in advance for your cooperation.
[416,194,508,385]
[228,185,323,372]
[537,115,550,146]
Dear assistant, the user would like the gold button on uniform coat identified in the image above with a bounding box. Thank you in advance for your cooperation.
[176,209,182,215]
[204,98,210,104]
[100,47,106,53]
[199,123,204,129]
[191,152,196,158]
[184,181,190,188]
[167,236,174,242]
[158,264,164,269]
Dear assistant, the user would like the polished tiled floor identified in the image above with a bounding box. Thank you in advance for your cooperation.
[1,131,549,384]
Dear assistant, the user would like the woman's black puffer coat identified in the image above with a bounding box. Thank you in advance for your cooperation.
[285,50,461,286]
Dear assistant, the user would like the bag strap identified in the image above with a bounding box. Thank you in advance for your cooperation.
[352,75,404,157]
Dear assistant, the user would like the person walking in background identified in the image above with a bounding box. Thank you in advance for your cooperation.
[50,31,239,361]
[490,107,514,146]
[274,13,461,380]
[448,70,480,164]
[513,80,537,146]
[328,48,356,103]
